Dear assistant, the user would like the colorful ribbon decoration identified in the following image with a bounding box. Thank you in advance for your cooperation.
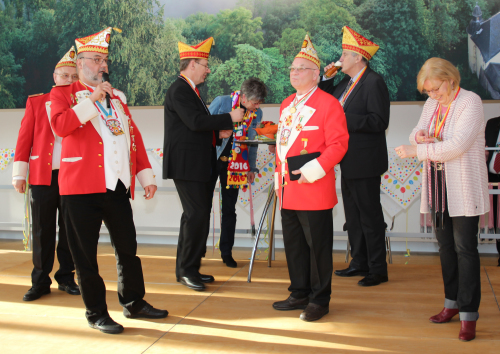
[431,87,461,140]
[227,90,257,188]
[340,66,367,107]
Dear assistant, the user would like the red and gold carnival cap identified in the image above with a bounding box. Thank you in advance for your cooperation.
[342,26,379,60]
[178,37,214,60]
[55,46,77,69]
[75,27,122,55]
[294,34,320,69]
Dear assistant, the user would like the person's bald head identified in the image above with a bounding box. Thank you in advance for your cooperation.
[53,66,78,86]
[289,58,320,94]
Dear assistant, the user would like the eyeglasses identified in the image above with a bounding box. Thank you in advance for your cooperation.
[422,81,444,96]
[81,57,112,65]
[288,66,317,73]
[54,73,79,80]
[195,61,210,70]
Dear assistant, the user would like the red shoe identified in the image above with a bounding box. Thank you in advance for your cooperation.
[459,321,476,341]
[429,308,459,323]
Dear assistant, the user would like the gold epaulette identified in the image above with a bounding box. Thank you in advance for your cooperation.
[28,93,44,98]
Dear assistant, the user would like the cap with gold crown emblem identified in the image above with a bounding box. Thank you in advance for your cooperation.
[55,46,77,69]
[341,26,379,60]
[294,34,320,69]
[75,27,122,55]
[178,37,214,60]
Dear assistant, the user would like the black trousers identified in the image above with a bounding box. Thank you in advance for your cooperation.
[281,208,334,307]
[341,175,387,275]
[211,159,239,257]
[61,181,146,323]
[434,208,481,313]
[30,169,74,287]
[174,173,217,278]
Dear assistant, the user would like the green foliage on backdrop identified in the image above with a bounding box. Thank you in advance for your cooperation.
[0,0,497,108]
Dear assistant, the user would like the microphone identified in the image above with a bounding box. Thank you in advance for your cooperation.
[102,72,111,108]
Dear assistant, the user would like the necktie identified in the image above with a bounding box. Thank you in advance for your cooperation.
[341,79,354,101]
[494,152,500,173]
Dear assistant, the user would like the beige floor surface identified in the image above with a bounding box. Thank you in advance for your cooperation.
[0,240,499,353]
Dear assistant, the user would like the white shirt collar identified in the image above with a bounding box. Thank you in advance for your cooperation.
[182,75,196,90]
[294,85,318,102]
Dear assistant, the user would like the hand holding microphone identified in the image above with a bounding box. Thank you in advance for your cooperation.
[89,80,113,104]
[102,72,111,108]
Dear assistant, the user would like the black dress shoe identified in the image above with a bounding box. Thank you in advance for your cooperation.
[58,280,81,295]
[222,255,237,268]
[88,316,124,334]
[272,295,309,311]
[179,276,205,291]
[124,302,169,319]
[300,303,329,322]
[358,273,388,287]
[176,274,214,283]
[23,286,51,301]
[199,274,215,283]
[334,266,369,277]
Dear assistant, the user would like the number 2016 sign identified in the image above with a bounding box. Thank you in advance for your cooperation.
[229,161,249,171]
[228,173,247,186]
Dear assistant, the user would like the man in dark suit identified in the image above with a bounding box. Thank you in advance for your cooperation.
[484,116,500,265]
[163,37,244,291]
[319,26,390,286]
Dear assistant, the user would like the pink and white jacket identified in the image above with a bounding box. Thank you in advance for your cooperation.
[410,88,489,217]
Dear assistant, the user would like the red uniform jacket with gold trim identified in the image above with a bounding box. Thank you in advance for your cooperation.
[49,81,155,198]
[275,88,349,210]
[13,93,57,185]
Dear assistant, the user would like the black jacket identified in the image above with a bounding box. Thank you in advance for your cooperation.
[319,66,390,179]
[485,116,500,183]
[163,77,233,181]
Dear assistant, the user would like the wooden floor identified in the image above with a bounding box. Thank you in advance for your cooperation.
[0,240,499,353]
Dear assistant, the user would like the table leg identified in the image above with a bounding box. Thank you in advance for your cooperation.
[268,193,277,267]
[247,185,275,282]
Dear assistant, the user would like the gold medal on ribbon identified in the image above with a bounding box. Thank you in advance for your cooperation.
[300,138,308,155]
[290,107,296,114]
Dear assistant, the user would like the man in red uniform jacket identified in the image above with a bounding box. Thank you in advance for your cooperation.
[49,27,167,334]
[13,47,80,302]
[272,35,349,321]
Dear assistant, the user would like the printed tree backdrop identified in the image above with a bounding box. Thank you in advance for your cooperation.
[0,0,499,108]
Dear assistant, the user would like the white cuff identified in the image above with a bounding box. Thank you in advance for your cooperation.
[72,98,99,125]
[13,176,26,180]
[323,75,334,81]
[300,158,326,183]
[137,168,156,189]
[12,161,28,179]
[274,172,279,189]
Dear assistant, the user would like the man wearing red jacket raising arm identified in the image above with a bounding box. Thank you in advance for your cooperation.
[50,27,167,334]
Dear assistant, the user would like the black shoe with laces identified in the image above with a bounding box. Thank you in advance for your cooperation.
[88,316,124,334]
[23,286,51,301]
[123,302,169,319]
[58,280,81,295]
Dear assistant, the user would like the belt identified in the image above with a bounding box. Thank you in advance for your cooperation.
[431,161,444,171]
[219,156,229,162]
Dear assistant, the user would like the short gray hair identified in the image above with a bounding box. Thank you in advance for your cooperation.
[351,51,369,64]
[240,78,267,102]
[180,58,194,72]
